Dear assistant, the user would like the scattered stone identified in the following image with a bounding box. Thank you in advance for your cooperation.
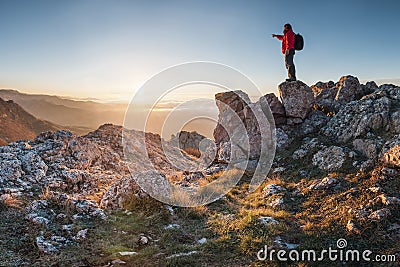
[166,251,198,259]
[292,138,321,160]
[275,128,290,149]
[381,167,399,177]
[165,205,174,215]
[380,136,400,167]
[197,238,207,244]
[368,208,391,221]
[75,229,88,241]
[36,236,59,254]
[359,160,375,172]
[139,234,149,245]
[259,216,279,226]
[309,177,338,190]
[164,223,180,230]
[262,184,286,197]
[269,197,284,208]
[118,251,137,256]
[111,259,127,265]
[353,138,381,160]
[273,236,299,249]
[272,167,286,173]
[26,215,50,226]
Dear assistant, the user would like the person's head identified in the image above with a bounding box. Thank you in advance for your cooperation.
[284,23,292,33]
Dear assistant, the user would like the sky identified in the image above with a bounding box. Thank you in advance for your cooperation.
[0,0,399,103]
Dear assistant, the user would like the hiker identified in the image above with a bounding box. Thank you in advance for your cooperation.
[272,23,296,81]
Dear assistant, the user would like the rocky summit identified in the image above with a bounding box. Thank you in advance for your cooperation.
[0,76,399,266]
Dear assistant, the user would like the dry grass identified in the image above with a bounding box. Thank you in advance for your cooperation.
[0,194,24,209]
[184,147,202,158]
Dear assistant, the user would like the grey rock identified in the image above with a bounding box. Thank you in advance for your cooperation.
[309,177,338,190]
[335,75,363,103]
[380,135,400,167]
[323,96,392,143]
[312,146,346,171]
[279,80,315,120]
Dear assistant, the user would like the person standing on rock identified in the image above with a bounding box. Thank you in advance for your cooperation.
[272,23,296,81]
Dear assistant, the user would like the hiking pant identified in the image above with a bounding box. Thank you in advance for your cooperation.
[284,49,296,80]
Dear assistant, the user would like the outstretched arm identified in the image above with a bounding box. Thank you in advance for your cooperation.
[272,34,284,41]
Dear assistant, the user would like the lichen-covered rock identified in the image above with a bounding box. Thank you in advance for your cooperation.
[380,135,400,167]
[0,153,23,183]
[292,138,322,160]
[100,174,149,210]
[390,111,400,134]
[278,80,315,121]
[314,86,340,114]
[20,151,48,181]
[262,184,286,197]
[275,128,290,149]
[308,177,338,190]
[322,95,392,143]
[263,93,286,125]
[353,138,382,160]
[298,110,330,135]
[334,75,363,103]
[312,146,346,171]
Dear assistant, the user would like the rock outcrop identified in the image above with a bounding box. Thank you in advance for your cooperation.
[169,131,207,151]
[0,74,400,262]
[322,84,400,143]
[263,93,286,126]
[312,76,378,115]
[278,80,315,124]
[213,90,275,163]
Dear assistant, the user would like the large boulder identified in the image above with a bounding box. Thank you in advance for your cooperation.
[169,131,206,151]
[263,93,286,126]
[353,138,382,160]
[311,81,335,97]
[334,75,363,103]
[100,175,147,210]
[278,81,315,123]
[213,90,275,161]
[312,146,346,171]
[314,87,340,114]
[213,90,250,144]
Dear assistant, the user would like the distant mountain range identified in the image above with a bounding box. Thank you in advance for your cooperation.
[0,98,61,145]
[0,89,127,132]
